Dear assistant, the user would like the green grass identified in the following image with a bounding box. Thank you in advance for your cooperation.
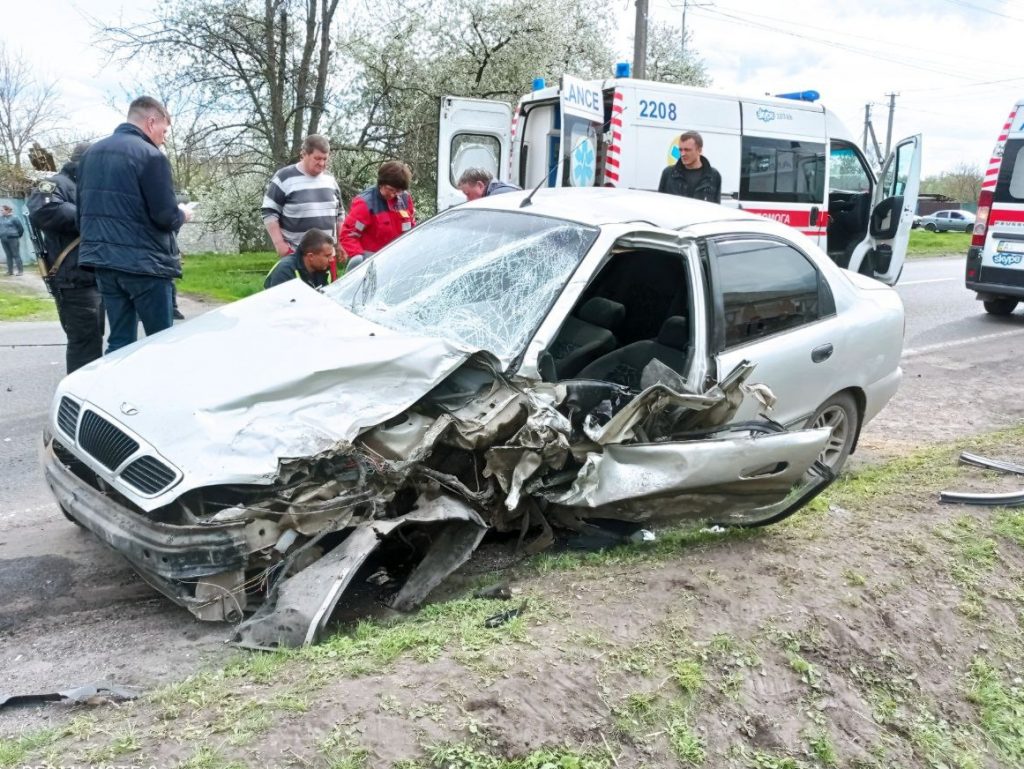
[0,281,57,320]
[178,251,279,302]
[966,657,1024,763]
[907,229,971,257]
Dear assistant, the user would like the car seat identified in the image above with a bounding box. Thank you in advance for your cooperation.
[549,297,626,379]
[576,316,689,390]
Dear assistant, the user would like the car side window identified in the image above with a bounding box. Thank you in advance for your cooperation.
[950,212,963,220]
[937,212,949,219]
[714,239,828,348]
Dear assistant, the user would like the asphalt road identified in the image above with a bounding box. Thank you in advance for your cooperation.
[2,255,1024,718]
[897,255,1024,355]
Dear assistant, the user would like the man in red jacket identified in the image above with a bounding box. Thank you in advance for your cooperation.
[340,161,415,269]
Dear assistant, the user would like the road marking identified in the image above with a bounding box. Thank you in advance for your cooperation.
[899,278,957,286]
[903,328,1023,358]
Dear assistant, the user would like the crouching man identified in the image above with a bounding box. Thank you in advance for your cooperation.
[263,229,336,290]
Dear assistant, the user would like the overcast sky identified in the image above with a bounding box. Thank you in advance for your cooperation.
[3,0,1022,177]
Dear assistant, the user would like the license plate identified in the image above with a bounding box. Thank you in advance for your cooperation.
[993,242,1024,267]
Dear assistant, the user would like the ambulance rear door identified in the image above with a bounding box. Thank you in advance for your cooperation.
[848,134,922,285]
[738,100,829,247]
[437,96,513,211]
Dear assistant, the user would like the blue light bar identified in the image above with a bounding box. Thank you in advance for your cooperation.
[615,61,631,78]
[775,90,820,102]
[532,77,546,91]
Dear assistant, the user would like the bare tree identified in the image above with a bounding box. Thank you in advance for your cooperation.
[100,0,340,172]
[0,43,60,168]
[921,162,983,205]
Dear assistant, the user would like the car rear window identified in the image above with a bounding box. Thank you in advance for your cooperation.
[996,139,1024,203]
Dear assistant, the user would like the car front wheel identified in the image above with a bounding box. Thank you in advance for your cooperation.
[924,223,937,231]
[983,297,1018,316]
[807,392,860,476]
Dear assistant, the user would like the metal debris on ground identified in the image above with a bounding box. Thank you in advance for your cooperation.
[484,601,528,628]
[474,583,513,600]
[0,682,142,710]
[939,451,1024,506]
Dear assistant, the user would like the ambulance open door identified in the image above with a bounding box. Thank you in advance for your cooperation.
[849,134,922,285]
[436,96,513,211]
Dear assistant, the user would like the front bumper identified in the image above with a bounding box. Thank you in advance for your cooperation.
[42,440,249,582]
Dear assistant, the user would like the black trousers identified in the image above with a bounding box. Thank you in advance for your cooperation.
[54,286,105,374]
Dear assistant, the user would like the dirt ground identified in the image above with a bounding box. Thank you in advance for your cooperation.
[2,334,1024,768]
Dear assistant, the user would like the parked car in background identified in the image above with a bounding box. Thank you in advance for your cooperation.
[43,189,905,649]
[915,209,975,232]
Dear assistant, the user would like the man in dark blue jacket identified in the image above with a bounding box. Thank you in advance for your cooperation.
[77,96,193,353]
[28,142,104,373]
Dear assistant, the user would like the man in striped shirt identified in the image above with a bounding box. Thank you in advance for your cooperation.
[262,134,343,259]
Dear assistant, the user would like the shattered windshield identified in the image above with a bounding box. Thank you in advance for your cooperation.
[328,209,598,362]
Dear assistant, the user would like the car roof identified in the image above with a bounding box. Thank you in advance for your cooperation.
[466,187,763,230]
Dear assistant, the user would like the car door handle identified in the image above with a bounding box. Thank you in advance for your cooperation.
[811,343,833,363]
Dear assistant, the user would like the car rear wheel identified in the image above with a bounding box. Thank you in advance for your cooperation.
[983,297,1018,316]
[964,224,973,233]
[924,223,937,232]
[807,392,860,476]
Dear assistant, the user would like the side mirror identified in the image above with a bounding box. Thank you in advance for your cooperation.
[869,195,904,239]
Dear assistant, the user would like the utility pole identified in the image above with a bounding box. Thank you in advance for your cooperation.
[863,103,871,154]
[634,0,649,80]
[884,92,898,158]
[681,0,687,59]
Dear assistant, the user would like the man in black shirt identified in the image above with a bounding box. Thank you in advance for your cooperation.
[658,130,722,204]
[264,229,335,290]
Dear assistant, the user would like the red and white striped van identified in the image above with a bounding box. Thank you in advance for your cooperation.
[965,100,1024,314]
[438,74,921,285]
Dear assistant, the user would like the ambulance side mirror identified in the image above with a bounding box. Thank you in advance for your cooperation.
[869,195,903,239]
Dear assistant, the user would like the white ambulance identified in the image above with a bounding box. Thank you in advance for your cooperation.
[437,74,922,285]
[965,100,1024,314]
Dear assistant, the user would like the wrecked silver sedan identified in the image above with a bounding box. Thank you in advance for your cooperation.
[42,189,904,648]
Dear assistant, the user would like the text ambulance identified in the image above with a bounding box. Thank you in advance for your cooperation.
[965,100,1024,314]
[437,74,922,285]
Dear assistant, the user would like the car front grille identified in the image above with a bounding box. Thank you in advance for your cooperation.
[57,396,80,439]
[120,455,177,496]
[979,266,1024,289]
[78,410,140,471]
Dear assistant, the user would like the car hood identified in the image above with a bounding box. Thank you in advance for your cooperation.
[53,281,478,511]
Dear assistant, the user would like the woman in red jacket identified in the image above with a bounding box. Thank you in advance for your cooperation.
[340,161,415,268]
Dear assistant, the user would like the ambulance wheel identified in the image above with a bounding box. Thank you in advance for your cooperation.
[983,298,1018,316]
[924,223,937,232]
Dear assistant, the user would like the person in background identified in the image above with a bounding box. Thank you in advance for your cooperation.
[261,134,343,260]
[77,96,193,353]
[340,161,415,269]
[263,228,336,290]
[27,142,104,373]
[0,204,25,276]
[456,168,521,201]
[657,130,722,204]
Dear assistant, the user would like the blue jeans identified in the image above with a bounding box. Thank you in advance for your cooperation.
[95,269,173,354]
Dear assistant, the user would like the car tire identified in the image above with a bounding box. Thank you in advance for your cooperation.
[983,297,1018,316]
[924,223,937,232]
[807,392,860,477]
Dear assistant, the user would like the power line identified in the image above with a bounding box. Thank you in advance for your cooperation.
[690,4,1013,82]
[939,0,1024,22]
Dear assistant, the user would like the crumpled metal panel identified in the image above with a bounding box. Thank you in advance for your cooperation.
[55,282,482,511]
[545,427,831,508]
[233,494,487,650]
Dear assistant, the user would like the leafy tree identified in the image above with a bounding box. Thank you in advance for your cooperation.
[643,22,711,87]
[921,162,982,205]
